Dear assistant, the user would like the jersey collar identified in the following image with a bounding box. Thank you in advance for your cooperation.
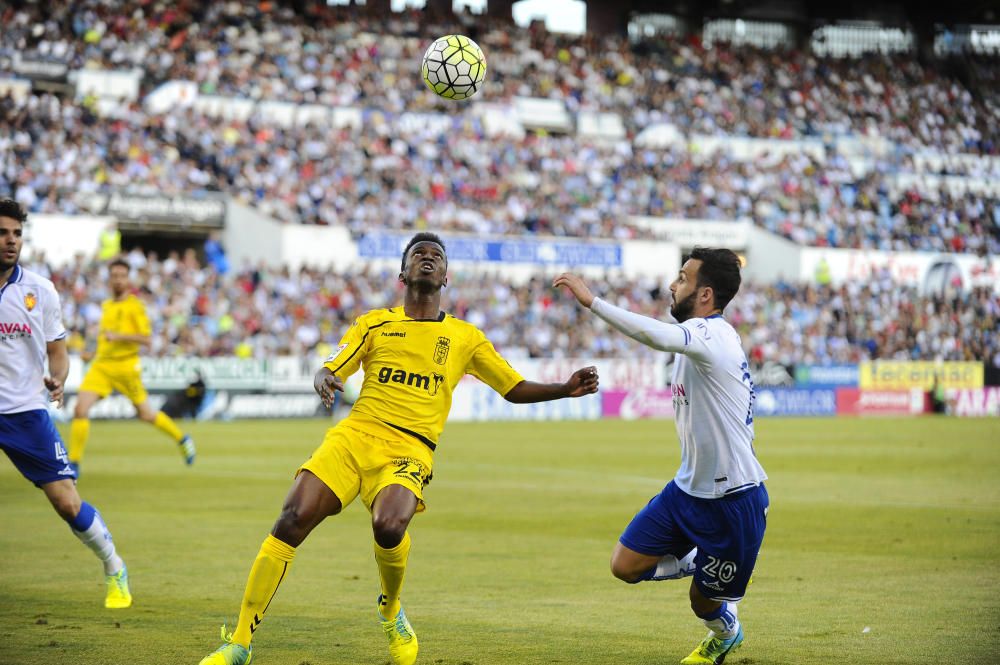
[0,264,21,295]
[391,308,446,322]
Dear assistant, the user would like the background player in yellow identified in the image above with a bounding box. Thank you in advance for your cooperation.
[67,258,195,474]
[199,232,600,665]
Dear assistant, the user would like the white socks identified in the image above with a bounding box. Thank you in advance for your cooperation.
[699,601,740,639]
[650,548,697,580]
[70,502,124,575]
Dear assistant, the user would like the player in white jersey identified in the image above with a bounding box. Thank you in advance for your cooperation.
[555,247,768,665]
[0,200,132,609]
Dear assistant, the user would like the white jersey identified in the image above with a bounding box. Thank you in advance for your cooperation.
[591,298,767,499]
[0,265,67,414]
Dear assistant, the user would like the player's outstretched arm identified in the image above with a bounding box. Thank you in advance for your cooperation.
[313,366,344,408]
[504,367,599,403]
[45,338,69,407]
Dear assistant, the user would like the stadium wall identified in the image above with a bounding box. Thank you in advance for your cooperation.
[23,214,114,265]
[56,357,997,420]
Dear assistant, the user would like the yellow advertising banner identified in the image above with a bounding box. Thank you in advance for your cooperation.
[859,361,984,390]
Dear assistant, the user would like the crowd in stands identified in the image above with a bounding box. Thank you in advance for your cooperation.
[5,1,999,153]
[4,91,999,254]
[2,1,999,255]
[29,249,1000,369]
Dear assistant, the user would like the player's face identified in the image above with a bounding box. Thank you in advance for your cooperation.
[401,241,448,291]
[108,266,130,296]
[669,259,702,322]
[0,216,23,272]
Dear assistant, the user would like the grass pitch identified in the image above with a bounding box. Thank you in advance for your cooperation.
[1,416,998,665]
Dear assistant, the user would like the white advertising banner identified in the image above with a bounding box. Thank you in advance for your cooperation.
[629,217,752,249]
[948,387,1000,418]
[799,247,999,294]
[22,214,115,266]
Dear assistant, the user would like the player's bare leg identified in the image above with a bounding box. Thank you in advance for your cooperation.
[200,471,342,665]
[681,582,743,665]
[610,542,696,583]
[43,479,130,608]
[371,485,419,665]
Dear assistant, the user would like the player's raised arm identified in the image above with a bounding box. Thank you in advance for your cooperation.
[554,273,693,354]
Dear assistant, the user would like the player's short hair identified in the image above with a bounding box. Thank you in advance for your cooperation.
[685,247,742,311]
[401,232,447,272]
[109,258,130,272]
[0,198,27,224]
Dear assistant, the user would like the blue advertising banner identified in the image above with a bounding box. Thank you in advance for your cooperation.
[358,233,622,268]
[794,364,859,388]
[754,388,838,417]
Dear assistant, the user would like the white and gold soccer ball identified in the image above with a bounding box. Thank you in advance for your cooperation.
[421,34,487,101]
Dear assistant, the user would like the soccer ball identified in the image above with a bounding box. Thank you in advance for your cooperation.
[421,34,487,101]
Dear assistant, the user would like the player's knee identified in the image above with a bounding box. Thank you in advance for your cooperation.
[689,583,720,615]
[371,513,407,548]
[609,555,644,583]
[272,505,313,546]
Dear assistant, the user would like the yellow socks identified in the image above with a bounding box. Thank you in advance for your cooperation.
[375,531,411,620]
[152,411,184,442]
[230,535,296,648]
[68,418,90,463]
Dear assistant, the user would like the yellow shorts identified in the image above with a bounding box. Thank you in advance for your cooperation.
[299,418,434,513]
[79,359,149,405]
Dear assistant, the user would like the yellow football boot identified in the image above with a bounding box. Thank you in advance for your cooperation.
[680,627,744,665]
[379,595,418,665]
[198,626,253,665]
[104,566,132,609]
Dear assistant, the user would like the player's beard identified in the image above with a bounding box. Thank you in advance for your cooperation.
[670,290,697,322]
[0,250,19,273]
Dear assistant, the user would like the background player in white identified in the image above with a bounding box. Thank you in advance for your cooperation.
[555,247,768,665]
[0,199,131,609]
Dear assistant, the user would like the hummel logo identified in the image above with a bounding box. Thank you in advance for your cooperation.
[381,331,406,338]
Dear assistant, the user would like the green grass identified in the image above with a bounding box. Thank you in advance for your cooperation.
[1,417,999,665]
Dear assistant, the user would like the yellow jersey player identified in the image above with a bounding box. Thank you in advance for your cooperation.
[199,232,599,665]
[67,258,195,474]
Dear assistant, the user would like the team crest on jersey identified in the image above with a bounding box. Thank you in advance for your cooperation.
[23,292,36,311]
[433,336,450,365]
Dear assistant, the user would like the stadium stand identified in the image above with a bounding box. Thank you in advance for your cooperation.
[27,251,999,367]
[2,2,999,254]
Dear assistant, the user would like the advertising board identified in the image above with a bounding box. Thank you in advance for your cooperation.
[753,388,837,417]
[859,361,984,391]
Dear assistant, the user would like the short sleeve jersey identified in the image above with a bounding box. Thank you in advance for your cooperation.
[0,266,67,413]
[94,295,151,362]
[324,308,524,448]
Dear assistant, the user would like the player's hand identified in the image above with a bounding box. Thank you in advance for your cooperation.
[553,273,595,308]
[103,331,120,342]
[44,376,65,408]
[314,371,344,408]
[564,366,599,397]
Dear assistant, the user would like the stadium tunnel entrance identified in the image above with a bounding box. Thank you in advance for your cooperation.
[119,224,214,266]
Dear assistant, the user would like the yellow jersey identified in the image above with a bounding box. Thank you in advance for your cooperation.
[324,307,524,450]
[95,294,151,362]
